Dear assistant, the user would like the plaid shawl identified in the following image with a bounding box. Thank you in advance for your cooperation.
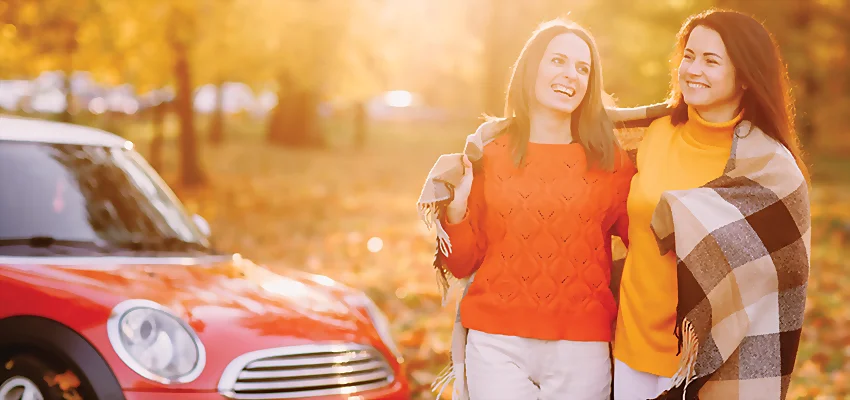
[650,121,811,400]
[416,104,669,400]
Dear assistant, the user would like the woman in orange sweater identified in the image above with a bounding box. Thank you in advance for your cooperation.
[438,19,636,399]
[613,9,810,400]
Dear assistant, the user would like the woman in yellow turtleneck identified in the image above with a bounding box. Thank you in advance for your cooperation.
[611,9,809,400]
[613,105,743,395]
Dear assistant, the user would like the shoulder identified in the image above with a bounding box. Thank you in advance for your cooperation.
[475,117,510,142]
[638,116,676,149]
[479,134,512,168]
[474,117,511,155]
[621,116,675,170]
[646,115,675,134]
[736,122,808,182]
[465,117,510,160]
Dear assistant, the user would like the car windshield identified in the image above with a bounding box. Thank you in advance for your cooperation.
[0,140,216,257]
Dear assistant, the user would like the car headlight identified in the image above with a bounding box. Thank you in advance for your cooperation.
[345,294,402,361]
[107,299,206,384]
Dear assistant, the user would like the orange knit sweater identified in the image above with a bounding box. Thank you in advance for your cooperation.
[441,135,635,342]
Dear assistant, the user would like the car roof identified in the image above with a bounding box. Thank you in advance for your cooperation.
[0,115,130,148]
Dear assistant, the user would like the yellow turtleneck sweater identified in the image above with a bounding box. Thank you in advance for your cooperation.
[613,106,743,377]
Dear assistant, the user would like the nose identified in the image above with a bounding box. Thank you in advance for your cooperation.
[685,60,703,77]
[562,64,578,81]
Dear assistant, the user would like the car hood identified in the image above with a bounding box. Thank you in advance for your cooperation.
[1,254,398,391]
[10,255,373,343]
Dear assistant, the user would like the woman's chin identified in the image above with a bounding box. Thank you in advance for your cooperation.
[542,102,579,115]
[681,93,711,108]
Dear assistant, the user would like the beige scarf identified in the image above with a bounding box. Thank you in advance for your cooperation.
[417,103,670,399]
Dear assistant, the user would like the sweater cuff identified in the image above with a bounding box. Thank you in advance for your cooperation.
[441,210,475,245]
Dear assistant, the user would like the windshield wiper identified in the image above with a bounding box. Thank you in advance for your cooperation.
[0,236,99,248]
[0,236,216,256]
[0,236,114,254]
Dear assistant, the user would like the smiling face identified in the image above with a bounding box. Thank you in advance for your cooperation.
[678,25,743,116]
[533,33,591,114]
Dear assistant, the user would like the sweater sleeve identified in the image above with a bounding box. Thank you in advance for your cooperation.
[438,168,487,279]
[609,152,637,248]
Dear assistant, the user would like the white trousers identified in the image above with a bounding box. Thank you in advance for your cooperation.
[612,359,673,400]
[465,329,611,400]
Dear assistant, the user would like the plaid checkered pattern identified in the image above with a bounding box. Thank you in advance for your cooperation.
[650,121,811,400]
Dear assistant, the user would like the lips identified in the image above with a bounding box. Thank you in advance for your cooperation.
[686,81,710,89]
[552,83,576,97]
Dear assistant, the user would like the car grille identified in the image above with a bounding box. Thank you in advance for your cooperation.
[217,343,395,399]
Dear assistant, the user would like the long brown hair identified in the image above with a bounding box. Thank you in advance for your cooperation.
[501,19,619,171]
[667,9,810,181]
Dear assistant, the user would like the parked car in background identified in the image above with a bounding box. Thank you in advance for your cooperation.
[0,115,410,400]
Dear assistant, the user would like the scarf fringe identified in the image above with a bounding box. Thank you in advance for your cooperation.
[430,282,470,400]
[433,267,455,307]
[418,201,444,231]
[431,357,467,400]
[431,363,457,399]
[418,203,434,229]
[669,319,699,400]
[420,200,455,306]
[418,179,473,399]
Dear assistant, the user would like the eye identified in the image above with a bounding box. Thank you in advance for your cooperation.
[578,65,590,75]
[706,58,719,65]
[551,57,564,65]
[683,53,694,61]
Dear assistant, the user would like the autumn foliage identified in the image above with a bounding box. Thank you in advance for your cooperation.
[2,0,849,398]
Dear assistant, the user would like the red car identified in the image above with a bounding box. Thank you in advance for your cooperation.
[0,116,411,400]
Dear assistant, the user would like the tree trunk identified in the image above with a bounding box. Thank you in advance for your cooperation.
[173,41,206,187]
[266,72,323,147]
[297,89,322,147]
[208,82,225,145]
[149,101,166,172]
[266,73,290,145]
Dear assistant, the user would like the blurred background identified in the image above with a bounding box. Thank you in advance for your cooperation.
[1,0,847,398]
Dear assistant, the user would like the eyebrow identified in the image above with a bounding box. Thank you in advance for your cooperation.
[553,52,590,64]
[684,48,723,59]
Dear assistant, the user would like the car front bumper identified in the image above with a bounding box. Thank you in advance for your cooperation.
[122,380,410,400]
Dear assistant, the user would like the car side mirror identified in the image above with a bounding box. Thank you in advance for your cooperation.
[192,214,211,237]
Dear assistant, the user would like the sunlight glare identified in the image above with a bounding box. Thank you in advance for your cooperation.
[88,97,107,114]
[367,237,384,253]
[384,90,412,108]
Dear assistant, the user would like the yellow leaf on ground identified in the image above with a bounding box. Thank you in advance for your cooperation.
[44,370,81,391]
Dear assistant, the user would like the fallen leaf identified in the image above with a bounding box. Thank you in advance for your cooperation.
[44,370,81,391]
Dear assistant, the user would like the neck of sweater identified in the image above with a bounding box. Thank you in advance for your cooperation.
[682,106,743,150]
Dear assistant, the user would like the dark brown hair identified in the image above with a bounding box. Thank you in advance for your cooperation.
[500,19,619,171]
[667,9,810,181]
